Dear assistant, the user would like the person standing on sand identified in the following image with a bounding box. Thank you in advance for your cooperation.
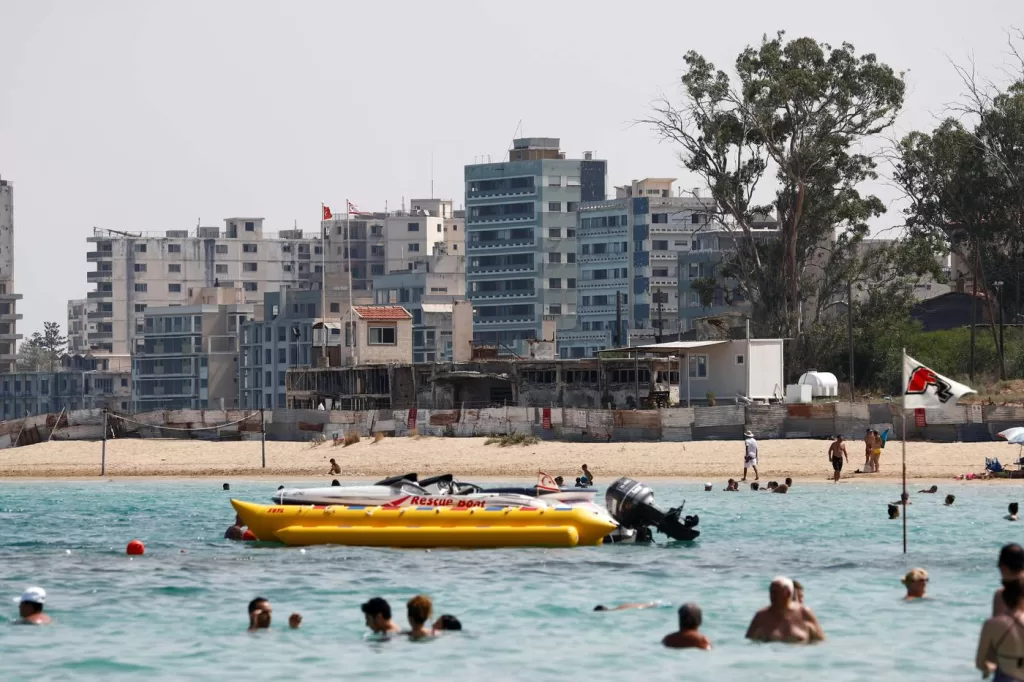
[828,436,848,483]
[870,430,883,472]
[741,430,759,482]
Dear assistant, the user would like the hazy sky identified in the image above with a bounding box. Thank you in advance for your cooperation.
[1,0,1020,339]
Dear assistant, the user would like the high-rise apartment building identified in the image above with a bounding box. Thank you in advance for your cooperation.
[0,175,23,372]
[67,298,89,354]
[464,138,606,347]
[85,218,337,356]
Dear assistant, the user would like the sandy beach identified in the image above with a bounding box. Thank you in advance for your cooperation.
[0,435,1015,481]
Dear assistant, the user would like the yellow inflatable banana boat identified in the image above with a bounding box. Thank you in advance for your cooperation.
[231,499,617,548]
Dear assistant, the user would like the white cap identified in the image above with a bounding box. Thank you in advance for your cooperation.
[19,586,46,605]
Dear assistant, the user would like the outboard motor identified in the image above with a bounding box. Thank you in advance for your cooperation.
[606,477,700,542]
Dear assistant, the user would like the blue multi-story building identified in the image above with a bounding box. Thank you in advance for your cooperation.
[464,138,606,349]
[560,179,717,358]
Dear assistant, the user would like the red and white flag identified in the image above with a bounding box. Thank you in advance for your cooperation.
[902,353,975,409]
[322,205,332,220]
[347,200,370,216]
[537,471,559,492]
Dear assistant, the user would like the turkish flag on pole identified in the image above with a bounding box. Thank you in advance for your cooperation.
[322,205,332,220]
[902,353,975,409]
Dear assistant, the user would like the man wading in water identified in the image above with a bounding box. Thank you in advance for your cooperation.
[828,436,848,483]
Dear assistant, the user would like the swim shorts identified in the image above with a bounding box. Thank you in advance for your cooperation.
[831,456,844,472]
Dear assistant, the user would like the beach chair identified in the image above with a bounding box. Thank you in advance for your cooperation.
[986,458,1005,474]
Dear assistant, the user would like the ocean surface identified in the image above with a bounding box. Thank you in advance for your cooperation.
[0,477,1018,681]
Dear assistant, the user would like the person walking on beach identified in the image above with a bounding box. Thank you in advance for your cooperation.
[901,568,929,600]
[362,597,400,636]
[662,603,711,650]
[741,430,759,482]
[16,587,51,625]
[745,577,824,644]
[828,436,848,483]
[976,577,1024,680]
[994,544,1024,617]
[406,595,434,640]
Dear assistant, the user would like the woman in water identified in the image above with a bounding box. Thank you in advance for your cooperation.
[406,595,435,641]
[977,578,1024,681]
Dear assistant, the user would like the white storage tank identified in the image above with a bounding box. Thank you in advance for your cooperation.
[798,371,839,398]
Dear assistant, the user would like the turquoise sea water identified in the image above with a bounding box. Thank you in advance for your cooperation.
[0,478,1019,681]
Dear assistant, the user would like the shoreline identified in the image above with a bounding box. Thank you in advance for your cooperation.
[0,435,1008,481]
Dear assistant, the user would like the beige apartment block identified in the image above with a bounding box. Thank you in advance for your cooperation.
[85,218,337,356]
[0,175,23,372]
[67,298,89,354]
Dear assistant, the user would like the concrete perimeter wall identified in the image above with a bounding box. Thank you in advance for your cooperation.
[0,402,1017,449]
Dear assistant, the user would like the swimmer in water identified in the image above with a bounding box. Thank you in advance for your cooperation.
[888,504,900,520]
[662,603,711,650]
[745,577,824,644]
[993,544,1024,617]
[248,597,272,631]
[362,597,400,635]
[406,595,434,640]
[1008,503,1019,522]
[593,602,661,612]
[432,614,462,633]
[16,587,51,625]
[554,476,564,487]
[945,494,955,506]
[724,479,739,492]
[225,515,244,540]
[785,477,793,488]
[919,485,938,494]
[773,482,789,494]
[901,568,929,600]
[977,577,1024,681]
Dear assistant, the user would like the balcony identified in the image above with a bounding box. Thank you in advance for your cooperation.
[88,310,113,320]
[88,332,113,340]
[87,271,113,282]
[0,310,23,322]
[86,250,113,262]
[88,291,113,299]
[0,291,23,301]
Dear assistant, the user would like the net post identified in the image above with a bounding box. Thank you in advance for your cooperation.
[101,409,107,477]
[260,408,266,469]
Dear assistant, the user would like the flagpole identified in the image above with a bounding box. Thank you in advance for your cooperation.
[321,204,327,363]
[902,347,908,555]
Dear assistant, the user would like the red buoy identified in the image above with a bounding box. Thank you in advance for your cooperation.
[126,539,145,555]
[241,529,257,541]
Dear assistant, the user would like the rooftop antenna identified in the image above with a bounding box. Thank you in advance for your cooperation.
[502,119,523,162]
[431,151,434,199]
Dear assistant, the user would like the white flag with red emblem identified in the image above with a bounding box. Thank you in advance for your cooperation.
[902,354,975,409]
[537,471,559,492]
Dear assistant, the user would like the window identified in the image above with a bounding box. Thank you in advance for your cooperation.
[243,262,258,272]
[581,244,590,255]
[369,326,396,345]
[567,278,576,289]
[653,268,669,277]
[566,202,578,213]
[567,176,581,187]
[691,239,702,251]
[548,176,562,187]
[282,244,292,253]
[134,283,147,292]
[688,354,708,378]
[314,246,322,255]
[121,378,128,387]
[243,244,257,253]
[735,354,745,366]
[408,243,420,252]
[168,283,181,293]
[134,304,146,313]
[549,278,561,289]
[216,264,228,274]
[652,213,668,224]
[216,244,228,254]
[567,253,576,264]
[549,304,562,314]
[566,228,575,238]
[244,282,258,292]
[407,222,420,232]
[330,302,340,313]
[691,213,701,224]
[245,221,255,231]
[652,240,668,250]
[548,202,562,212]
[688,263,699,279]
[134,243,147,253]
[370,264,384,276]
[168,244,181,253]
[168,264,181,274]
[371,245,385,256]
[134,263,147,272]
[548,228,561,239]
[549,252,561,264]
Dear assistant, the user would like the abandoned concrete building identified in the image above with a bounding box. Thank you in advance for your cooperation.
[285,357,692,410]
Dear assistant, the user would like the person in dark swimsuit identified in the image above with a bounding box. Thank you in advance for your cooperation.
[828,436,847,483]
[977,578,1024,681]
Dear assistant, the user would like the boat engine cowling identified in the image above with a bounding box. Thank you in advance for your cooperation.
[606,477,700,542]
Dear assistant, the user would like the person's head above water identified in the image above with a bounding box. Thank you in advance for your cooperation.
[554,476,564,486]
[433,614,462,631]
[1010,502,1019,515]
[902,568,929,598]
[785,477,793,487]
[223,483,230,491]
[331,479,341,486]
[594,604,609,611]
[945,494,955,506]
[769,577,794,608]
[407,594,432,628]
[17,586,46,619]
[678,603,702,631]
[248,597,272,629]
[361,597,393,632]
[888,504,900,519]
[750,482,760,491]
[704,483,713,491]
[999,543,1024,578]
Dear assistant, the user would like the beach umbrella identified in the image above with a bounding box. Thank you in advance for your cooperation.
[998,427,1024,444]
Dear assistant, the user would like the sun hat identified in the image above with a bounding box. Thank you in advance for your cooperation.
[18,587,46,605]
[901,568,928,585]
[744,430,754,437]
